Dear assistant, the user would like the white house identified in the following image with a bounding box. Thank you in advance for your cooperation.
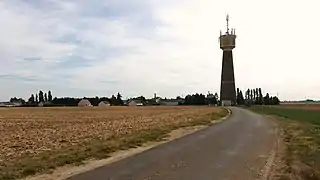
[98,101,111,107]
[128,100,144,106]
[78,99,92,107]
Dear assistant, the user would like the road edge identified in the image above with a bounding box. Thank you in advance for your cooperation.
[247,111,281,180]
[23,108,231,180]
[259,126,279,180]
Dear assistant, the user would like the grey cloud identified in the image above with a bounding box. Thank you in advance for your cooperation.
[0,73,44,82]
[23,57,42,61]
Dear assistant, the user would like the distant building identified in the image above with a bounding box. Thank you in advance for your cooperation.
[155,97,161,104]
[0,102,7,107]
[38,101,52,107]
[128,100,144,106]
[160,99,183,106]
[38,102,44,107]
[78,99,92,107]
[13,102,23,106]
[162,101,179,106]
[221,100,232,106]
[122,100,129,106]
[98,101,111,107]
[0,102,21,107]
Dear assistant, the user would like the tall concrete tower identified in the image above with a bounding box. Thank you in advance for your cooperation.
[219,15,236,106]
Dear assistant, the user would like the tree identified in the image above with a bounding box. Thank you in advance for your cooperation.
[110,95,117,105]
[254,88,259,104]
[184,95,191,105]
[255,88,259,104]
[10,97,17,102]
[28,94,35,104]
[258,88,263,105]
[39,90,44,102]
[264,93,270,105]
[272,96,280,105]
[236,88,240,105]
[198,93,206,105]
[44,93,48,102]
[10,97,26,104]
[214,92,219,104]
[207,92,217,105]
[51,97,81,106]
[48,91,53,101]
[239,88,279,106]
[246,89,250,100]
[136,96,147,104]
[184,93,207,105]
[238,90,245,105]
[116,92,123,106]
[35,94,39,103]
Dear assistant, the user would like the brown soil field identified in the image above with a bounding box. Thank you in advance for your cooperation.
[280,103,320,111]
[0,106,227,179]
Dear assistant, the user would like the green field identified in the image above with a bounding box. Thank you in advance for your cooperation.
[250,106,320,179]
[251,106,320,125]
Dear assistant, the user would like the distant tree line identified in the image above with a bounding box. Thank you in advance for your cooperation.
[130,96,147,104]
[8,88,279,107]
[9,97,26,104]
[236,88,280,106]
[50,92,124,106]
[10,91,124,107]
[9,90,52,107]
[183,92,218,106]
[9,90,52,105]
[25,90,53,104]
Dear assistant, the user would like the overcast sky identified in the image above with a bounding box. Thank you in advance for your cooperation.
[0,0,319,101]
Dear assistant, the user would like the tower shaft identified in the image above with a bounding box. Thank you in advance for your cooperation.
[220,50,236,105]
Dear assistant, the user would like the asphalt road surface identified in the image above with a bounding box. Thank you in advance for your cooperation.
[68,107,278,180]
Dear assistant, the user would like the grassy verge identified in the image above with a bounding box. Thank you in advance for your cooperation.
[249,106,320,180]
[0,108,228,180]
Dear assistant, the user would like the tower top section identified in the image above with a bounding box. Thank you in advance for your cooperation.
[226,14,229,34]
[221,14,235,36]
[219,14,236,51]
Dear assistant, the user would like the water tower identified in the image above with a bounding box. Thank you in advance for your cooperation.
[219,15,236,106]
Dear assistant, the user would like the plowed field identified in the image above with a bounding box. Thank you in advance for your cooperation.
[0,106,227,179]
[281,103,320,111]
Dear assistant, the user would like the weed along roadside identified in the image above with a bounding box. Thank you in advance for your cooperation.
[0,106,229,180]
[249,106,320,180]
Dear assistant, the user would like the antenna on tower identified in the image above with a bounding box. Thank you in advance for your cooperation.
[226,14,229,34]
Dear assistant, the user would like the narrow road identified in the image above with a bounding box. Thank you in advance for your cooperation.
[68,107,278,180]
